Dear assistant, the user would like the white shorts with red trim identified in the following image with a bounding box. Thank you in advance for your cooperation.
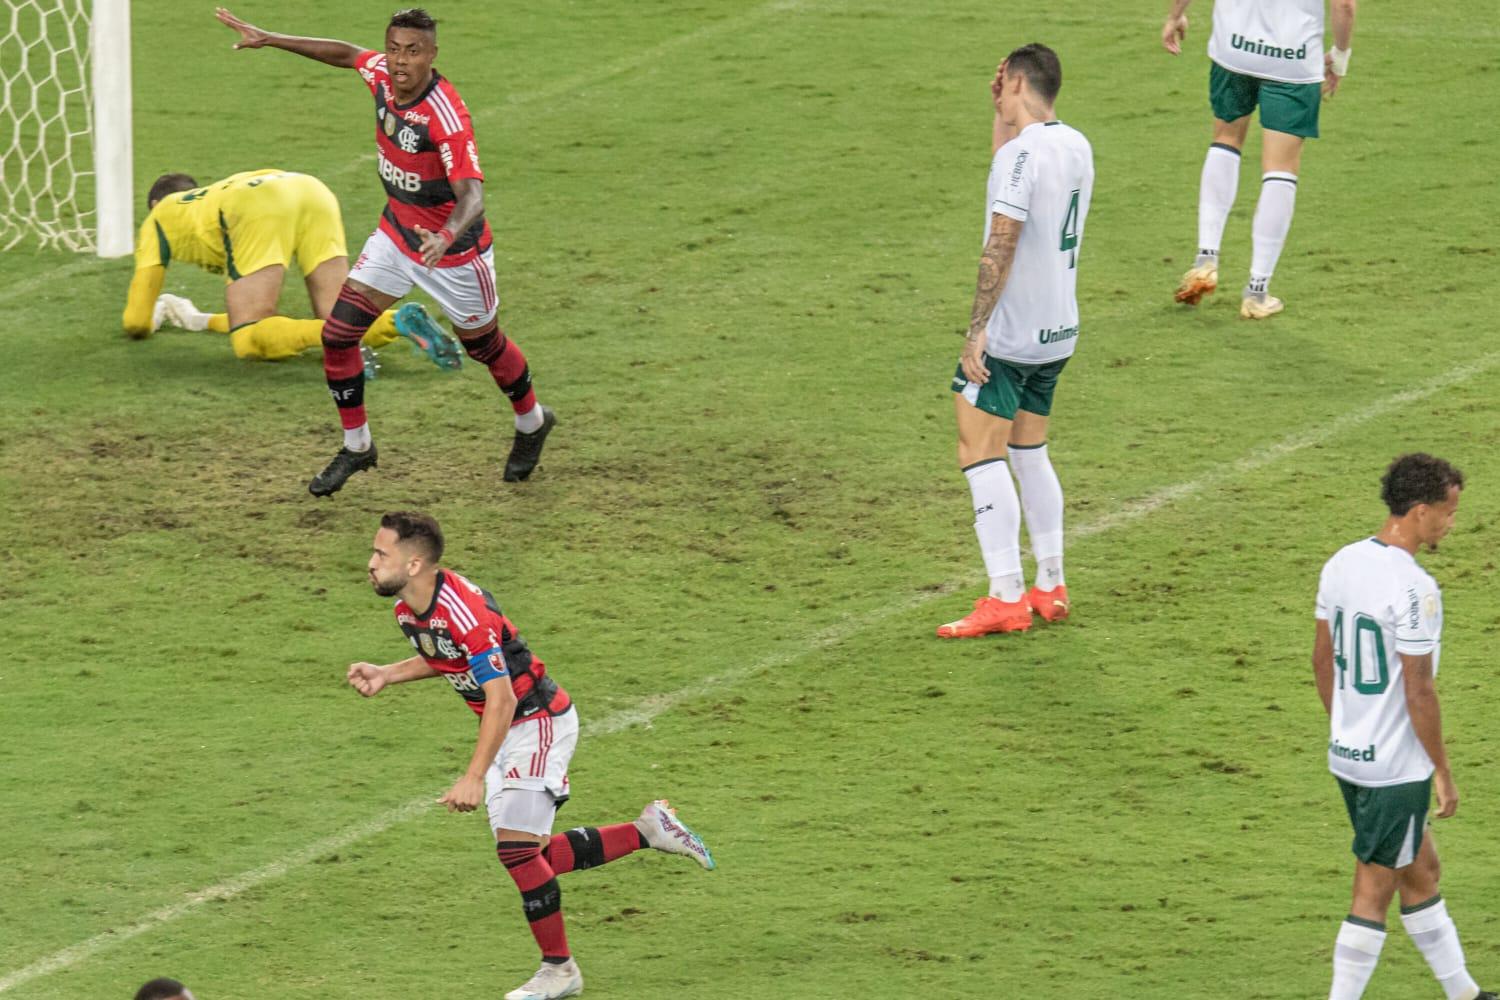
[484,706,577,833]
[349,227,500,330]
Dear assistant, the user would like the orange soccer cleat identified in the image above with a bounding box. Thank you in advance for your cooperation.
[1174,263,1218,305]
[936,596,1033,638]
[1027,585,1070,623]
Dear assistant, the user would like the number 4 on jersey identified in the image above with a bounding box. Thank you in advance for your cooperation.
[1330,606,1390,695]
[1059,189,1080,269]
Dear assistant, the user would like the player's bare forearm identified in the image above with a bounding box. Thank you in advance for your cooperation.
[1402,654,1451,773]
[464,678,516,779]
[122,264,165,337]
[384,655,440,684]
[441,179,485,243]
[1312,620,1335,714]
[263,33,362,68]
[1330,0,1356,51]
[965,215,1021,343]
[1167,0,1192,18]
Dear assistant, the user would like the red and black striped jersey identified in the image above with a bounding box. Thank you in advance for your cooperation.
[354,50,493,266]
[393,570,570,723]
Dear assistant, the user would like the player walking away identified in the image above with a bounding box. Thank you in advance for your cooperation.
[1312,455,1494,1000]
[123,168,461,370]
[938,44,1092,640]
[350,512,715,1000]
[132,978,194,1000]
[1163,0,1357,318]
[215,8,557,495]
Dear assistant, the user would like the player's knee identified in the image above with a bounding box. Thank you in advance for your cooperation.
[460,327,503,365]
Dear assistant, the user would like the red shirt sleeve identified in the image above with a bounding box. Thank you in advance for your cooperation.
[431,89,484,184]
[354,49,385,95]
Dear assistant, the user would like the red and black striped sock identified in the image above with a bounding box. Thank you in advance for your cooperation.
[496,841,569,961]
[542,824,647,874]
[459,320,538,415]
[321,286,380,431]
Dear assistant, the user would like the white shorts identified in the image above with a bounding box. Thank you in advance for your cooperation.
[349,227,500,330]
[485,707,578,835]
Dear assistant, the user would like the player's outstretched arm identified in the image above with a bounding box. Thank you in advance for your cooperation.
[1161,0,1193,54]
[214,8,362,68]
[1401,651,1457,818]
[347,656,437,697]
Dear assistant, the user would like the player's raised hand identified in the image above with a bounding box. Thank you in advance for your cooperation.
[437,774,484,813]
[1434,769,1459,819]
[990,60,1007,101]
[412,225,454,270]
[347,661,387,697]
[1161,14,1188,55]
[215,8,271,49]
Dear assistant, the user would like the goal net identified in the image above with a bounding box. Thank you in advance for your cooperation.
[0,0,132,256]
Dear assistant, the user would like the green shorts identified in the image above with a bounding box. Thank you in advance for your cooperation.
[1210,61,1321,138]
[951,356,1068,420]
[1337,776,1431,869]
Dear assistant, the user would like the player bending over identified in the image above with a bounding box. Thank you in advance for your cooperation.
[216,7,557,495]
[1163,0,1357,318]
[938,44,1092,640]
[123,169,460,370]
[1313,454,1493,1000]
[351,512,714,1000]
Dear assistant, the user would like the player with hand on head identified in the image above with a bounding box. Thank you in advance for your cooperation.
[122,169,461,371]
[1163,0,1357,318]
[1312,454,1494,1000]
[938,44,1092,640]
[215,7,556,495]
[351,511,715,1000]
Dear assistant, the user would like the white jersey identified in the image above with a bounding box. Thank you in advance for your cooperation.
[1315,538,1443,787]
[1208,0,1325,84]
[983,120,1094,365]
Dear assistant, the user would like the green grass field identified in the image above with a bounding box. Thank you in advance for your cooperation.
[3,1,1500,997]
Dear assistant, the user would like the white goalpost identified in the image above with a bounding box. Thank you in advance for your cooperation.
[0,0,132,256]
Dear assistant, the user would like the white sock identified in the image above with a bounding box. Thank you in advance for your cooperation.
[514,404,545,434]
[964,459,1024,602]
[1331,919,1386,1000]
[343,424,372,452]
[1249,171,1298,293]
[1197,143,1241,260]
[1402,898,1481,1000]
[1008,443,1064,590]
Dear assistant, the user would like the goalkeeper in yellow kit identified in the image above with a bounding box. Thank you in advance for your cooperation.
[122,169,461,369]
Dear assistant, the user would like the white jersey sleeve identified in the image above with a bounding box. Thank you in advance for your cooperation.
[989,143,1034,223]
[1394,576,1441,657]
[1314,559,1333,620]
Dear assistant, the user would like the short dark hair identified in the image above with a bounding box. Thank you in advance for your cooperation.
[388,8,437,35]
[1381,453,1464,516]
[147,173,196,208]
[134,979,188,1000]
[1005,43,1062,104]
[381,510,444,563]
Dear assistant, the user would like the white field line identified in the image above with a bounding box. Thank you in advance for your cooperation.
[4,350,1495,994]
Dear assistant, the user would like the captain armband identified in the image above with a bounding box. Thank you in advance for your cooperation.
[468,648,509,684]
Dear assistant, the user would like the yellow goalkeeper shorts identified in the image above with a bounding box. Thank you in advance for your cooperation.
[216,173,347,281]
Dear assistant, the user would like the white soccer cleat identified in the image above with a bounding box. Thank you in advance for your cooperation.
[151,296,169,333]
[157,292,212,332]
[1239,290,1284,319]
[504,958,583,1000]
[636,799,716,870]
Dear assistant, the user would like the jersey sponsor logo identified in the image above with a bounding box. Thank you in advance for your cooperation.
[397,612,417,625]
[402,109,431,126]
[467,140,480,172]
[429,616,448,629]
[1037,325,1079,345]
[445,669,481,693]
[1406,587,1421,629]
[1229,34,1309,61]
[1330,739,1377,762]
[439,141,454,173]
[396,125,421,154]
[378,152,423,193]
[1009,149,1029,185]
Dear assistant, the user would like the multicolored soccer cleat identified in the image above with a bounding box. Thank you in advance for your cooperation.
[504,958,583,1000]
[1026,585,1070,623]
[637,799,716,870]
[935,596,1032,638]
[393,302,464,370]
[1239,290,1284,319]
[1174,263,1219,306]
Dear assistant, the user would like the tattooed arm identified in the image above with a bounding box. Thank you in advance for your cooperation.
[960,213,1023,385]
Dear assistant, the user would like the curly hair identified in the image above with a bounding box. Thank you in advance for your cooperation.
[1380,453,1464,516]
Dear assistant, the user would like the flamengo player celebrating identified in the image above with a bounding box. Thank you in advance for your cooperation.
[352,512,715,1000]
[215,7,557,496]
[1312,455,1493,1000]
[939,44,1093,640]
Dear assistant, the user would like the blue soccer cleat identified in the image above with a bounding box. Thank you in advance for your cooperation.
[394,302,464,371]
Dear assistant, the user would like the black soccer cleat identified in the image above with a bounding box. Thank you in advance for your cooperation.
[1474,992,1497,1000]
[308,443,378,497]
[503,406,556,482]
